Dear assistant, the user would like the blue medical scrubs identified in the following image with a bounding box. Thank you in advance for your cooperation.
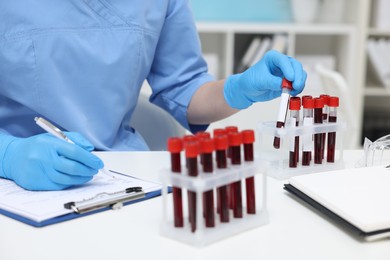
[0,0,214,150]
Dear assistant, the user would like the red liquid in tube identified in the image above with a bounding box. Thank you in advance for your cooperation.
[314,97,324,164]
[320,94,329,159]
[167,137,184,228]
[229,132,243,218]
[185,141,199,233]
[289,97,301,168]
[214,135,229,222]
[242,130,256,214]
[301,97,314,166]
[200,138,215,227]
[327,96,339,163]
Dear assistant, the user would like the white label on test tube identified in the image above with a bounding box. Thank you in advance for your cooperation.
[303,117,314,152]
[289,118,297,152]
[277,92,290,122]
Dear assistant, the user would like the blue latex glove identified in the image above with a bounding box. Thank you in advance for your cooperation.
[224,50,307,109]
[0,132,104,191]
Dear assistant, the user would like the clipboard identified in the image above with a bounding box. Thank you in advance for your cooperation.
[284,166,390,241]
[0,171,164,227]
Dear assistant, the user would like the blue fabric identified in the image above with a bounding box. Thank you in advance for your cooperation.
[0,0,213,151]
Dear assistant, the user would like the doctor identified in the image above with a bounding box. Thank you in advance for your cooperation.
[0,1,306,190]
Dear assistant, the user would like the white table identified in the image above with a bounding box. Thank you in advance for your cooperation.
[1,151,390,260]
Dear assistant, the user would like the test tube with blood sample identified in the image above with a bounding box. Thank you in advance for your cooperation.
[302,97,314,166]
[274,78,293,149]
[199,138,215,227]
[228,132,243,218]
[185,141,199,233]
[167,137,184,227]
[314,97,324,164]
[242,129,256,214]
[327,96,339,163]
[214,134,230,222]
[288,97,301,168]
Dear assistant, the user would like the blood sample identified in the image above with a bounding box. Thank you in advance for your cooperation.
[213,128,227,165]
[289,97,301,168]
[320,94,330,159]
[242,129,256,214]
[327,96,339,163]
[185,141,199,233]
[214,134,229,222]
[225,126,238,210]
[314,97,324,164]
[167,137,184,227]
[182,135,197,167]
[225,126,238,158]
[302,97,314,166]
[200,138,215,227]
[228,132,243,218]
[274,78,293,149]
[196,131,211,164]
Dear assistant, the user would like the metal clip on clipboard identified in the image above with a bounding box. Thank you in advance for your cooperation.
[64,187,145,214]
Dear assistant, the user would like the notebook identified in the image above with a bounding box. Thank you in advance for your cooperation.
[284,166,390,241]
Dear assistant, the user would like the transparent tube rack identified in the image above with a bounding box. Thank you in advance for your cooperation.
[159,159,268,247]
[257,121,347,180]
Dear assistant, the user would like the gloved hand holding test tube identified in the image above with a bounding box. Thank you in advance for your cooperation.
[34,117,115,179]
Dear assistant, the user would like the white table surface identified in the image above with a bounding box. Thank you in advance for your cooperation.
[1,150,390,260]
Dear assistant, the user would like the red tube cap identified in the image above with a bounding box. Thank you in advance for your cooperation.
[213,128,227,137]
[282,78,293,90]
[314,97,324,108]
[200,138,214,153]
[320,94,330,106]
[167,137,183,153]
[225,126,238,134]
[195,131,211,140]
[289,97,301,110]
[302,95,312,100]
[214,135,228,150]
[185,141,200,158]
[182,135,197,147]
[329,96,339,107]
[242,130,255,144]
[302,97,314,109]
[228,132,242,147]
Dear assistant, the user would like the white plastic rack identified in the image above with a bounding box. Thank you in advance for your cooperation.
[257,120,347,180]
[159,159,268,247]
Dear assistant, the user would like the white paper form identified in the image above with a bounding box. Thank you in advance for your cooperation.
[0,171,161,223]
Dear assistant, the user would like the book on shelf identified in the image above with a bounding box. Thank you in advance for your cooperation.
[366,39,390,91]
[270,33,288,54]
[236,34,288,73]
[249,37,272,67]
[236,37,262,73]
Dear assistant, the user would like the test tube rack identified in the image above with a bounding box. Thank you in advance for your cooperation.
[257,120,347,180]
[159,159,268,247]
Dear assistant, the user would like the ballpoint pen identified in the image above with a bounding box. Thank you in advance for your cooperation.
[34,117,115,179]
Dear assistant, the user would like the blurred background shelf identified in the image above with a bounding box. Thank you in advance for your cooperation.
[188,0,390,149]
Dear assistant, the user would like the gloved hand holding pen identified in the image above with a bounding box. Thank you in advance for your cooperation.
[0,132,104,191]
[224,50,307,109]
